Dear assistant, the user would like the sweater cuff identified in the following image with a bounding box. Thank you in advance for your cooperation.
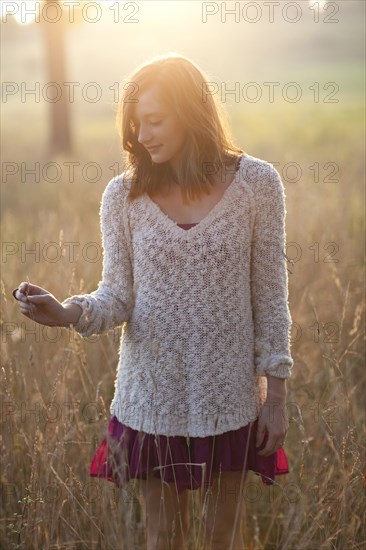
[61,295,96,337]
[254,354,293,379]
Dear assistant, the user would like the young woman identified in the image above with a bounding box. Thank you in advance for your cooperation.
[13,53,294,550]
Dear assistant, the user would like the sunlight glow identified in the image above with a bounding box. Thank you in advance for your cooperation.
[2,0,132,25]
[309,0,327,11]
[2,1,38,25]
[2,0,329,27]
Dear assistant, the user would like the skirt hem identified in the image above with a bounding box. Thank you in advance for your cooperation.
[89,415,290,494]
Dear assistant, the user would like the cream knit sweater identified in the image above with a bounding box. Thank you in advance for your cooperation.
[62,153,294,437]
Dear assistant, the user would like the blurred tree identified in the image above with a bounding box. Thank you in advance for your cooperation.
[39,0,74,158]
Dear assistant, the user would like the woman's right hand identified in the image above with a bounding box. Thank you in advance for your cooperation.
[12,281,76,328]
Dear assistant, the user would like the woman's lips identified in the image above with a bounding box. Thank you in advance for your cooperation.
[147,145,162,152]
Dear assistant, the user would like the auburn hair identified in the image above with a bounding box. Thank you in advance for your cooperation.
[115,52,245,204]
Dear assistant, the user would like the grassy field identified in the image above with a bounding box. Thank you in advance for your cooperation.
[1,84,365,549]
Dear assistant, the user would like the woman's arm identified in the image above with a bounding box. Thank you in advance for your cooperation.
[267,375,287,399]
[61,175,134,338]
[61,303,83,326]
[250,163,294,379]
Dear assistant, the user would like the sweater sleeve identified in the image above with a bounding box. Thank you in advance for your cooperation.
[61,174,134,338]
[250,163,294,378]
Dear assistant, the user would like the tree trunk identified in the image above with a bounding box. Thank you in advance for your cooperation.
[40,0,72,157]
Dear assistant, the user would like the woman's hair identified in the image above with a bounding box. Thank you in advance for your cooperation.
[115,52,245,203]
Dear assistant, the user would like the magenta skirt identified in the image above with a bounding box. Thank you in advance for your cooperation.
[89,415,289,494]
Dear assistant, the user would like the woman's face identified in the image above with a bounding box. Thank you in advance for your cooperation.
[133,85,187,170]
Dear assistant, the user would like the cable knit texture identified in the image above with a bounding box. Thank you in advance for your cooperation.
[62,153,294,437]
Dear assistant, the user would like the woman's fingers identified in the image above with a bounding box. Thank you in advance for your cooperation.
[20,300,35,309]
[16,290,29,302]
[13,289,21,300]
[18,282,29,293]
[26,294,50,305]
[22,282,48,296]
[15,290,25,301]
[20,302,36,314]
[14,287,37,313]
[255,424,266,449]
[14,282,45,298]
[257,429,286,455]
[14,285,29,300]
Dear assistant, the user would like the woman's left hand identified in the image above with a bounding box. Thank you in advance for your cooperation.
[255,396,289,456]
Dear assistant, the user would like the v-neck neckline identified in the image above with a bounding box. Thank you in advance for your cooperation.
[143,153,248,239]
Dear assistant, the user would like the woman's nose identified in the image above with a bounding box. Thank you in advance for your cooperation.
[137,125,151,145]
